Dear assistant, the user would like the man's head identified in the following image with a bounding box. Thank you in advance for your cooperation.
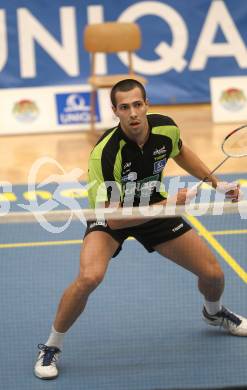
[111,79,149,139]
[110,79,146,108]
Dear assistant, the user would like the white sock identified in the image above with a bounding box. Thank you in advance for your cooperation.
[45,325,65,350]
[204,299,222,315]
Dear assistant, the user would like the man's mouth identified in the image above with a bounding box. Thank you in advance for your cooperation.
[130,121,140,126]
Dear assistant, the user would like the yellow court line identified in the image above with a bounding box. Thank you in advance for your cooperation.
[0,237,136,249]
[211,229,247,236]
[186,214,247,284]
[0,239,83,249]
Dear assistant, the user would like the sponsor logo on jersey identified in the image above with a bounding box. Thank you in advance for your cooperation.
[153,158,167,174]
[154,154,166,161]
[153,146,167,156]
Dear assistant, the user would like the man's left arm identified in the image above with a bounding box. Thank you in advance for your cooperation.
[173,144,218,187]
[173,144,240,201]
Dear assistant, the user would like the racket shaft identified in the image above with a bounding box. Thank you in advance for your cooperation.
[207,155,230,177]
[190,155,230,192]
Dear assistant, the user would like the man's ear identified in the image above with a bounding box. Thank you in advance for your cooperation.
[112,105,118,117]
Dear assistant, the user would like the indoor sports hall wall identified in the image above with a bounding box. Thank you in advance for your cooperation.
[0,0,246,105]
[0,0,247,132]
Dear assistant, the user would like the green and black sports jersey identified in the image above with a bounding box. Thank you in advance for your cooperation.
[88,113,182,208]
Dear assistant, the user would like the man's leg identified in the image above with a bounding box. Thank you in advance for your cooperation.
[53,231,119,332]
[34,231,120,379]
[154,229,224,302]
[154,229,247,336]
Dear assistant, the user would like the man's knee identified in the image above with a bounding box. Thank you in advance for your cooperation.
[76,268,105,294]
[200,263,224,286]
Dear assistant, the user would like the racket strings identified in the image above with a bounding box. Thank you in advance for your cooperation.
[223,126,247,157]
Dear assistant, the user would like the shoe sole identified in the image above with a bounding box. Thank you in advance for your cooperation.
[34,371,58,380]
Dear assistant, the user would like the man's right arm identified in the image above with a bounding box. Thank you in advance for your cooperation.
[105,188,197,230]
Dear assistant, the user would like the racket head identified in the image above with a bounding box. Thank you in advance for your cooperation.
[222,124,247,158]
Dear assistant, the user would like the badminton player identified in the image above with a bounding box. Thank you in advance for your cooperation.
[34,79,247,380]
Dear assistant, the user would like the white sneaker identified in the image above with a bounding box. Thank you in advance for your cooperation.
[34,344,61,379]
[203,305,247,336]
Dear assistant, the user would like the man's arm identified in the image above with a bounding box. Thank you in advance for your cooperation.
[174,144,241,201]
[101,201,151,229]
[104,187,196,230]
[173,144,218,187]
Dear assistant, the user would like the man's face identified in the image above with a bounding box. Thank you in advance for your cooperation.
[112,87,149,138]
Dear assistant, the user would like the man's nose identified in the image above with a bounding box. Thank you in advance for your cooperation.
[130,106,137,118]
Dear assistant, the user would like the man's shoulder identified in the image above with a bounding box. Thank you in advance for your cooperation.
[90,126,121,160]
[147,113,178,128]
[94,126,119,146]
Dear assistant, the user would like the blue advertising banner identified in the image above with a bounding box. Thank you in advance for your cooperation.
[0,0,247,104]
[55,92,100,125]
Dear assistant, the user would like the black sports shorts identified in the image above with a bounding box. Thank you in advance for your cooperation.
[84,217,192,258]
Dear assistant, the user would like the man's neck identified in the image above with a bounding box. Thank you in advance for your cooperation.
[137,129,149,148]
[122,121,149,148]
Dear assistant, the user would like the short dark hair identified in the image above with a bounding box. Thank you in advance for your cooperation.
[110,78,146,107]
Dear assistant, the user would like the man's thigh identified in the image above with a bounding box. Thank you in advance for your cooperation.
[154,229,220,278]
[80,231,121,274]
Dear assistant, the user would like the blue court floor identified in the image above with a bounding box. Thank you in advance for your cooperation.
[0,174,246,390]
